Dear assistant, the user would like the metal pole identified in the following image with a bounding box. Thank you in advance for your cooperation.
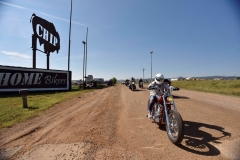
[82,41,86,87]
[150,51,153,81]
[32,35,36,69]
[68,0,72,71]
[46,52,49,70]
[142,68,145,80]
[85,27,88,77]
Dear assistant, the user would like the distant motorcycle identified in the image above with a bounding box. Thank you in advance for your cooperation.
[148,87,184,145]
[129,81,136,91]
[163,79,180,91]
[107,80,114,86]
[125,79,130,86]
[139,81,143,88]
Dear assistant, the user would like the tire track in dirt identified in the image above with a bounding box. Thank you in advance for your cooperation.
[0,85,240,159]
[0,86,120,159]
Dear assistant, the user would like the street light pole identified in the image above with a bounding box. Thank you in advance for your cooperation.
[68,0,72,71]
[150,51,153,81]
[82,41,86,89]
[85,27,88,78]
[142,68,146,81]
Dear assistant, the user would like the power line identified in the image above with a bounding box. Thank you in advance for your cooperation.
[3,47,31,65]
[197,24,240,47]
[72,45,81,72]
[170,54,240,73]
[49,55,64,70]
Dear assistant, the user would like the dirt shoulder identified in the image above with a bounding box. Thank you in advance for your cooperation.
[0,84,240,160]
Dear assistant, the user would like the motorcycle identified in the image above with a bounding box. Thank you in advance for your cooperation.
[148,87,184,145]
[139,81,143,88]
[129,81,136,91]
[125,79,130,86]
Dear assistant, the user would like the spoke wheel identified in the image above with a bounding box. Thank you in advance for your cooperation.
[165,110,184,145]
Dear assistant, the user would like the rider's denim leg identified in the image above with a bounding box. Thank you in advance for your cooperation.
[148,95,155,112]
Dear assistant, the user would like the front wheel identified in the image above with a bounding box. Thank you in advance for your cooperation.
[131,84,135,91]
[165,110,184,145]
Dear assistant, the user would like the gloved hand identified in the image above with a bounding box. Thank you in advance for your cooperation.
[170,86,179,91]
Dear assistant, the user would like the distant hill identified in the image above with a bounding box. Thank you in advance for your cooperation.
[117,76,237,82]
[186,76,236,80]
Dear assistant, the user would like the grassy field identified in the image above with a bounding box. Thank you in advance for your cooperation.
[0,85,104,129]
[171,80,240,97]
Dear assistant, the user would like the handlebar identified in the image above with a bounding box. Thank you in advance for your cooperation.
[172,87,180,91]
[148,86,158,90]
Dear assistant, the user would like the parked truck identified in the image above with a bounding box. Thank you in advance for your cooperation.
[84,75,97,89]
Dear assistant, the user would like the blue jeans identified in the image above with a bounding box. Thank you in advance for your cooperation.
[148,95,157,112]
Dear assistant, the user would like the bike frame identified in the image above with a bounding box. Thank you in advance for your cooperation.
[150,88,184,145]
[156,92,178,127]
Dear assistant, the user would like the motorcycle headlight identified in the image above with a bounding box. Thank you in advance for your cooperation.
[167,96,173,103]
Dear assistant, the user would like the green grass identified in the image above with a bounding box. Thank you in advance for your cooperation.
[0,84,105,129]
[172,80,240,97]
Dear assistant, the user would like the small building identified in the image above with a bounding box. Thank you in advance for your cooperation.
[171,77,184,81]
[94,78,104,84]
[186,77,193,81]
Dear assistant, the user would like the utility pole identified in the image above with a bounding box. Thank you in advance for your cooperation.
[150,51,153,81]
[85,27,88,77]
[68,0,72,71]
[142,68,146,81]
[82,41,86,89]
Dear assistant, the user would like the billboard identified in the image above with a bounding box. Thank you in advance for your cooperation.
[0,66,71,92]
[30,13,60,54]
[30,13,61,69]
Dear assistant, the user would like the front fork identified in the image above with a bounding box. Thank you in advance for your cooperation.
[163,97,171,130]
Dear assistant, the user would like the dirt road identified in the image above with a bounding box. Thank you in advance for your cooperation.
[0,84,240,160]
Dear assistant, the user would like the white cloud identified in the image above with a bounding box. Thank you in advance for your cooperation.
[0,1,88,27]
[0,1,26,9]
[1,51,31,59]
[37,11,88,27]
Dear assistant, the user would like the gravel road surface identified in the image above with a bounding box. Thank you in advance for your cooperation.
[0,84,240,160]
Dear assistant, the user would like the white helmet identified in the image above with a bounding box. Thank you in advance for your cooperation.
[155,73,164,85]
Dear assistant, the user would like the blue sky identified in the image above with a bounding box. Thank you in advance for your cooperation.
[0,0,239,80]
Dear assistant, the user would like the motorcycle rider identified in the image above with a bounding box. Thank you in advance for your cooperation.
[131,77,135,82]
[139,78,143,88]
[147,73,172,118]
[129,77,136,90]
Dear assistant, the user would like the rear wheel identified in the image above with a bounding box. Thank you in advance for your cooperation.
[165,110,184,145]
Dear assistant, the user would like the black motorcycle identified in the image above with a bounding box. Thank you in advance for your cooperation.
[139,81,143,88]
[129,81,136,91]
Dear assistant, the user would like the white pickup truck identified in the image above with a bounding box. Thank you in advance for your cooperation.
[85,75,94,88]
